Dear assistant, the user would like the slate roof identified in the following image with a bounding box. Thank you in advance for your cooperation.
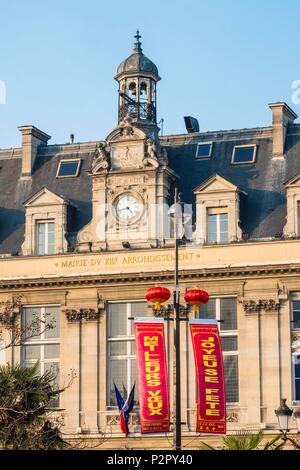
[164,124,300,239]
[1,124,300,255]
[0,143,96,255]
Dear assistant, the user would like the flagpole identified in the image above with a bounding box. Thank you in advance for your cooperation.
[173,187,181,450]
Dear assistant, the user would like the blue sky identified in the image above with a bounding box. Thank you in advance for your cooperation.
[0,0,299,148]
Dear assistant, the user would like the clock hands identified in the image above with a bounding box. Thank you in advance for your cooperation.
[119,206,133,213]
[118,206,134,222]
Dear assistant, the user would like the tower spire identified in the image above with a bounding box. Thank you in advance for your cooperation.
[133,29,142,53]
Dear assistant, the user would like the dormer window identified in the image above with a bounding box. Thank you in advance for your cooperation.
[57,159,81,178]
[297,202,300,236]
[194,174,242,244]
[196,142,213,159]
[232,145,257,164]
[36,221,55,255]
[283,173,300,238]
[22,188,69,256]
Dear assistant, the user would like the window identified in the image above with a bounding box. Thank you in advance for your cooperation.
[196,142,213,159]
[292,301,300,402]
[140,82,147,120]
[293,358,300,402]
[196,297,239,403]
[207,209,228,243]
[22,306,60,407]
[128,82,137,118]
[36,221,55,255]
[56,159,81,178]
[107,302,149,407]
[292,301,300,330]
[232,145,257,164]
[298,202,300,238]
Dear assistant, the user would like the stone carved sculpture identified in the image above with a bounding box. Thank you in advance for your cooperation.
[143,138,159,168]
[92,142,111,174]
[114,145,142,169]
[147,138,158,159]
[119,115,134,127]
[119,125,134,137]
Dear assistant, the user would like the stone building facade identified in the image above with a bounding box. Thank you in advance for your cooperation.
[1,32,300,448]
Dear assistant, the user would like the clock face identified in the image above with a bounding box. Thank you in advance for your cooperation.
[115,194,143,224]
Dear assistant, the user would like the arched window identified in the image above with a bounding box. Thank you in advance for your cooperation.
[128,82,137,117]
[139,82,147,119]
[128,82,136,99]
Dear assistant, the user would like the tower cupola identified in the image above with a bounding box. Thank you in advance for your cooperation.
[115,31,160,126]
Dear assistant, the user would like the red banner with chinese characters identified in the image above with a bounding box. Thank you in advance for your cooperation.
[134,318,170,434]
[190,319,226,435]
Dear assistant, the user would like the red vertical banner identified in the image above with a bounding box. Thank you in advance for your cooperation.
[189,319,226,435]
[134,318,170,434]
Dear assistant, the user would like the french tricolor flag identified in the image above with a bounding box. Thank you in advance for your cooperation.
[113,382,135,436]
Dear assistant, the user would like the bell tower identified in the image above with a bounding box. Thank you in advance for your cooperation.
[115,31,160,129]
[77,32,176,253]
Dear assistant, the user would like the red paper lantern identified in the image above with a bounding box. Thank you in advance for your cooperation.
[184,288,209,313]
[146,286,171,310]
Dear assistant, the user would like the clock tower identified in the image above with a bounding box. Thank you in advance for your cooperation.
[78,32,176,251]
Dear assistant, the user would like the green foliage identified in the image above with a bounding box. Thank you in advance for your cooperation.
[200,429,287,451]
[222,429,264,450]
[263,434,287,450]
[0,363,69,450]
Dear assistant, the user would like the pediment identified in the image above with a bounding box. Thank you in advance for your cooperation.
[24,187,67,207]
[106,125,147,143]
[285,172,300,188]
[194,174,239,194]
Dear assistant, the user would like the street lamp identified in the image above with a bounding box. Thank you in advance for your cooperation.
[275,398,293,432]
[169,187,182,451]
[274,399,300,449]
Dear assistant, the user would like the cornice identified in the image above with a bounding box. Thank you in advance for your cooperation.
[160,127,273,146]
[2,124,299,160]
[1,263,300,290]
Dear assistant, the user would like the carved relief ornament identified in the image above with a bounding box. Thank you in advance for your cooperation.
[64,308,104,322]
[242,299,281,314]
[91,142,111,174]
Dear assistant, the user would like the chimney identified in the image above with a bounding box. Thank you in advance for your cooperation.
[268,102,297,157]
[18,125,51,176]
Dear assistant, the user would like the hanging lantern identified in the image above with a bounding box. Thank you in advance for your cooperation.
[184,287,209,313]
[146,286,171,310]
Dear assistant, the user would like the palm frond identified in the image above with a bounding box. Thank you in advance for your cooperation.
[200,441,217,451]
[222,429,264,450]
[263,434,282,450]
[0,363,68,450]
[200,429,288,451]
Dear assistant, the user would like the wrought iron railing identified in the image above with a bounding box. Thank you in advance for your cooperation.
[119,102,156,122]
